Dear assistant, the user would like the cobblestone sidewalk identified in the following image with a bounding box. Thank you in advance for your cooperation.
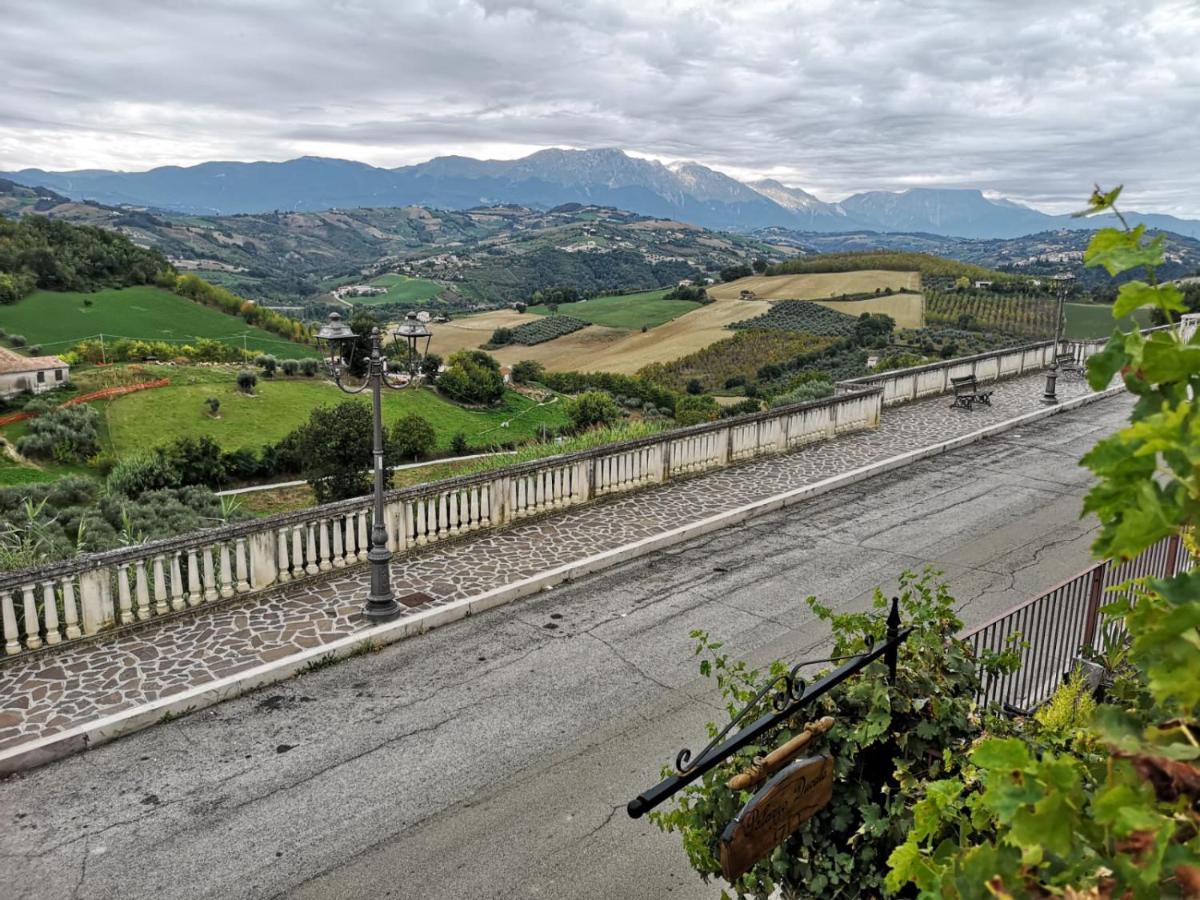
[0,373,1102,757]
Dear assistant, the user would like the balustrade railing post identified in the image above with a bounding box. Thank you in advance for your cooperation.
[2,591,18,654]
[21,584,41,650]
[42,581,60,645]
[1080,561,1108,653]
[62,577,80,640]
[171,552,186,610]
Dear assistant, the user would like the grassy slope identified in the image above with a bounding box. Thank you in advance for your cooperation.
[527,289,700,329]
[1063,303,1152,340]
[343,273,444,306]
[0,288,320,358]
[103,368,568,454]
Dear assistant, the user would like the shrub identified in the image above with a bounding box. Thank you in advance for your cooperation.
[488,327,515,346]
[565,390,621,432]
[295,401,373,503]
[281,359,300,376]
[205,397,220,417]
[685,378,703,395]
[768,380,834,407]
[236,370,257,394]
[300,358,320,377]
[28,345,42,355]
[438,350,505,406]
[719,398,762,417]
[673,394,720,426]
[106,454,180,498]
[389,414,436,463]
[220,448,260,483]
[449,432,469,455]
[16,405,100,462]
[156,435,226,489]
[510,359,545,384]
[9,334,26,348]
[258,355,277,377]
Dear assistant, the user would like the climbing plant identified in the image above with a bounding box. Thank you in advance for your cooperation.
[649,569,1017,899]
[885,187,1200,898]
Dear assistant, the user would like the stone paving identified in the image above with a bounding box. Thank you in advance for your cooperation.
[0,372,1102,756]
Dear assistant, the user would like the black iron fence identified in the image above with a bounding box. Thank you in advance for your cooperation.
[961,535,1192,710]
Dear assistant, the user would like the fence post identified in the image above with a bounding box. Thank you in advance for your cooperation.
[1080,561,1108,652]
[1165,533,1182,578]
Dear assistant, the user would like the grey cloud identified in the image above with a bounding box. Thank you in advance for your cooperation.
[1,0,1197,215]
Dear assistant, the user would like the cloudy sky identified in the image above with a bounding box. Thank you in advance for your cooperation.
[2,0,1198,215]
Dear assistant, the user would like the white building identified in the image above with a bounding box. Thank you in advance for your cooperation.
[0,347,69,400]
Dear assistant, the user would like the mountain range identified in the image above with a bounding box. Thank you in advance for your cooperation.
[7,148,1199,240]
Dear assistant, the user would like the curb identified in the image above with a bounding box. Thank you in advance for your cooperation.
[0,386,1124,775]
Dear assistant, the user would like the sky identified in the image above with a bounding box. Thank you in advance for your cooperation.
[1,0,1198,215]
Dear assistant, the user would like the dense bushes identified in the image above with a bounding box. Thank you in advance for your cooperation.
[506,315,588,345]
[639,331,834,394]
[437,351,506,406]
[174,273,314,346]
[511,359,546,384]
[674,394,720,426]
[564,391,621,432]
[293,402,375,502]
[70,336,248,364]
[768,380,834,407]
[767,250,1008,281]
[729,300,861,336]
[389,413,437,462]
[16,405,100,463]
[542,370,677,412]
[0,215,171,303]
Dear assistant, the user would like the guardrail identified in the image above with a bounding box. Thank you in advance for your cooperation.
[836,314,1197,407]
[0,387,883,657]
[961,534,1193,710]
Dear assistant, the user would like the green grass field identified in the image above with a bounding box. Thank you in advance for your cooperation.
[0,288,320,358]
[102,368,568,455]
[1064,303,1153,340]
[343,274,445,307]
[527,289,700,330]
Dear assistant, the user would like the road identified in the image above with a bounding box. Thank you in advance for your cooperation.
[0,395,1128,900]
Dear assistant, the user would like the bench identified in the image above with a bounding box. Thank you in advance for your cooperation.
[1056,351,1086,376]
[950,374,993,410]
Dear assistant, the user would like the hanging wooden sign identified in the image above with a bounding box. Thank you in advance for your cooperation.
[719,754,834,882]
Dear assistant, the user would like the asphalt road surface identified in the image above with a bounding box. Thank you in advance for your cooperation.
[0,395,1129,900]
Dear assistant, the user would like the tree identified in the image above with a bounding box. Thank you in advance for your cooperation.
[546,302,559,316]
[389,413,436,463]
[720,263,753,283]
[437,350,505,406]
[752,257,768,274]
[236,371,257,394]
[853,313,895,347]
[564,390,620,432]
[511,359,546,384]
[674,394,719,426]
[685,378,703,395]
[295,401,373,503]
[156,435,227,489]
[489,327,514,346]
[205,397,220,417]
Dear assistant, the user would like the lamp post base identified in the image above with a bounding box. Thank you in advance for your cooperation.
[1041,368,1059,405]
[361,595,402,622]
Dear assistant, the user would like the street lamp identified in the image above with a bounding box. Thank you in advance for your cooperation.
[1041,273,1074,405]
[315,311,433,621]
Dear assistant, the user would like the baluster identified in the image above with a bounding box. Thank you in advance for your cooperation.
[515,478,526,516]
[432,493,444,538]
[2,591,19,654]
[275,529,291,582]
[304,524,319,576]
[187,549,203,606]
[134,560,151,620]
[318,520,333,572]
[62,576,81,640]
[481,481,492,526]
[357,512,369,561]
[219,543,235,598]
[200,547,216,602]
[152,555,168,615]
[343,515,357,562]
[171,552,186,610]
[415,500,428,545]
[235,538,251,592]
[332,519,346,568]
[116,563,134,624]
[448,491,460,536]
[42,581,61,645]
[290,525,305,578]
[465,487,478,530]
[399,501,412,545]
[22,584,42,650]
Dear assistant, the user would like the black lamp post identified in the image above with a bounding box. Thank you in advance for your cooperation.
[1041,273,1074,405]
[315,311,433,621]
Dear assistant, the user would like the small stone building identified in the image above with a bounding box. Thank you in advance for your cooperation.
[0,347,69,399]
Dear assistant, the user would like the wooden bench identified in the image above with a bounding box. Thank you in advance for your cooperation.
[950,374,993,410]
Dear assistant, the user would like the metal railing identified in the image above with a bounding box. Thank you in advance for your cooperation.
[961,534,1192,710]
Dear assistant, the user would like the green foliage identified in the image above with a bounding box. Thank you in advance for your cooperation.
[438,350,506,406]
[236,370,257,394]
[506,315,588,346]
[488,327,515,346]
[674,394,720,426]
[887,188,1200,899]
[652,570,1010,899]
[1033,671,1098,738]
[294,401,374,503]
[720,263,753,282]
[542,369,678,412]
[510,359,545,384]
[389,413,436,462]
[768,380,834,408]
[106,454,179,498]
[729,300,860,337]
[927,288,1057,338]
[0,215,170,302]
[156,435,226,489]
[16,405,100,463]
[639,331,835,394]
[449,432,469,455]
[564,390,621,432]
[768,251,1009,281]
